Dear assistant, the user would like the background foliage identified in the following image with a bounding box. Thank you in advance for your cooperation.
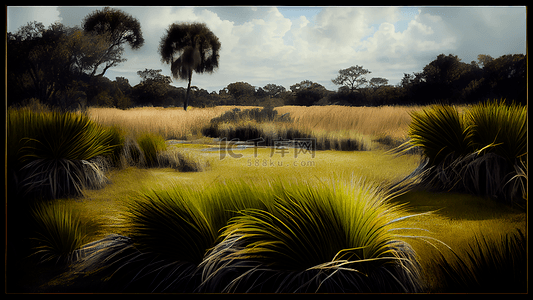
[7,15,526,110]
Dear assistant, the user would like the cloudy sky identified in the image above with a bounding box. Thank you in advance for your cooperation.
[6,6,526,92]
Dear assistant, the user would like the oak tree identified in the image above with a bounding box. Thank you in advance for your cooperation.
[331,65,371,93]
[82,7,144,77]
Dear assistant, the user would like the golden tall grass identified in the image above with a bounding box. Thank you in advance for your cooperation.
[87,106,256,139]
[275,105,427,140]
[88,105,438,142]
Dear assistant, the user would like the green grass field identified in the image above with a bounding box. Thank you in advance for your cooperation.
[76,146,418,233]
[62,142,525,292]
[7,105,526,293]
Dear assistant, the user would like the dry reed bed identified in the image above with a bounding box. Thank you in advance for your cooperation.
[88,105,434,142]
[275,105,427,140]
[87,106,257,140]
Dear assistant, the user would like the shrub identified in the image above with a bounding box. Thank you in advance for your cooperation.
[30,201,91,265]
[465,99,527,166]
[400,100,527,204]
[203,107,369,151]
[203,121,367,151]
[8,108,117,199]
[202,107,298,145]
[407,105,472,166]
[314,132,369,151]
[136,133,167,167]
[19,98,52,113]
[209,107,291,124]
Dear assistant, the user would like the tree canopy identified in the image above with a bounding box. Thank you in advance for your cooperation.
[331,65,371,93]
[6,10,525,110]
[159,22,221,110]
[82,6,144,77]
[7,22,111,108]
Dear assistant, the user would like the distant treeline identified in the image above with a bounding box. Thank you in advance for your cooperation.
[7,20,526,109]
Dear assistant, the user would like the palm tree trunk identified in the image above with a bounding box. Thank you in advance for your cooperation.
[184,71,192,111]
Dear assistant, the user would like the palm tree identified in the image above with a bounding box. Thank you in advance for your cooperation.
[159,22,221,111]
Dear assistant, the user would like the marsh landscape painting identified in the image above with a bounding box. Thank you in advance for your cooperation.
[5,6,527,293]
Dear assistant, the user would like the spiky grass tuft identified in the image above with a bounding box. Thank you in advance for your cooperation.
[8,108,117,199]
[466,99,527,166]
[407,105,472,166]
[198,178,425,293]
[70,179,428,292]
[399,100,527,204]
[136,132,168,168]
[129,133,209,171]
[71,181,269,292]
[122,187,217,264]
[30,201,91,265]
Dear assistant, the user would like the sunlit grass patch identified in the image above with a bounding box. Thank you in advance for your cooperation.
[87,106,253,140]
[19,146,526,293]
[200,178,426,293]
[275,105,425,141]
[68,176,429,292]
[390,189,527,292]
[9,104,526,293]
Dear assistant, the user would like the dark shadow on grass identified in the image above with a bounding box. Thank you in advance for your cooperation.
[391,189,526,221]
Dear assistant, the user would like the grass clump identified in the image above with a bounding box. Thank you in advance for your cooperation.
[399,99,527,205]
[406,105,472,166]
[30,201,93,265]
[67,178,427,293]
[172,151,211,172]
[105,125,127,167]
[466,100,527,166]
[123,188,217,264]
[201,107,294,145]
[209,107,291,124]
[136,133,167,167]
[108,132,210,172]
[70,181,268,292]
[202,107,368,151]
[7,108,118,200]
[201,178,424,293]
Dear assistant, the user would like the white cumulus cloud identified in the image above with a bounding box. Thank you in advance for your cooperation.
[7,6,526,92]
